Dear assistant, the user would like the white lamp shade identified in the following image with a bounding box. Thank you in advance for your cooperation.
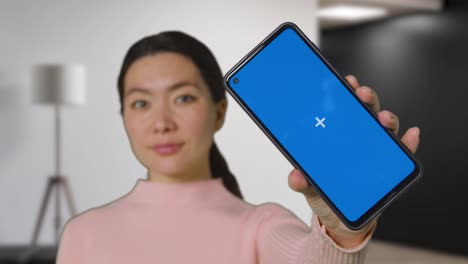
[32,64,86,105]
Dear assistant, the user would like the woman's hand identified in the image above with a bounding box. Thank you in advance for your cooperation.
[287,75,420,248]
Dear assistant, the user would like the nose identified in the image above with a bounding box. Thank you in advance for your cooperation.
[151,103,176,134]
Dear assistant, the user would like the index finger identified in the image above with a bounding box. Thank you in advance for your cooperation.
[346,75,360,90]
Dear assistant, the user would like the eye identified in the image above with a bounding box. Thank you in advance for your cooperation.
[131,100,148,109]
[175,94,196,104]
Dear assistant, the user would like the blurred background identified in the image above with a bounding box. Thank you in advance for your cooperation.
[1,0,467,263]
[319,0,468,262]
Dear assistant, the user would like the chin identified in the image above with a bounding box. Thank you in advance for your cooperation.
[147,160,190,179]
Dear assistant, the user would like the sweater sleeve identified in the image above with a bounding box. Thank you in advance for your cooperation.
[56,218,85,264]
[255,203,372,264]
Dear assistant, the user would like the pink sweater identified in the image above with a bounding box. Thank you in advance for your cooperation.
[56,177,371,263]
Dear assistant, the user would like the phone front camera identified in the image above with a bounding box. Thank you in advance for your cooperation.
[233,78,239,84]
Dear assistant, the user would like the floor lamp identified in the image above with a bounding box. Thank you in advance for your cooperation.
[19,64,86,263]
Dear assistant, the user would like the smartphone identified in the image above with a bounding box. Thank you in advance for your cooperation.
[223,22,423,230]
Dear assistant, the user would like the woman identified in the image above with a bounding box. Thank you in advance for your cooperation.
[56,31,420,263]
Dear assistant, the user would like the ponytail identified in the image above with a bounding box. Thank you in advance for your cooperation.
[210,143,243,199]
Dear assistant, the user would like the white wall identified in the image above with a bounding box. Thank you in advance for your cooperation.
[0,0,318,245]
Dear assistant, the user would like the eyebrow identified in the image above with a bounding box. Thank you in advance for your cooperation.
[124,81,200,98]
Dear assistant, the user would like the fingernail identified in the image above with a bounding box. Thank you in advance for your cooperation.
[387,111,394,119]
[412,127,420,135]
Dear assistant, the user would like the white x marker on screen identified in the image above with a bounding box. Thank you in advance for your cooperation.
[315,117,326,128]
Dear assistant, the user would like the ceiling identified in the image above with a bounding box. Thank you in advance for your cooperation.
[319,0,445,30]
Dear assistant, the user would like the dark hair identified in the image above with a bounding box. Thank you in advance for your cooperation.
[117,31,243,199]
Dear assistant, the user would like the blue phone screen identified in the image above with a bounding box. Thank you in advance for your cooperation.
[229,28,415,221]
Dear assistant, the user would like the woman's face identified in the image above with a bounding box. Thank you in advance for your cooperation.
[122,52,227,183]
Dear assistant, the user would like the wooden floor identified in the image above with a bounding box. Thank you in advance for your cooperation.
[366,240,468,264]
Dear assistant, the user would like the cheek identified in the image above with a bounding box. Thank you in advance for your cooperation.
[181,105,216,141]
[124,114,146,144]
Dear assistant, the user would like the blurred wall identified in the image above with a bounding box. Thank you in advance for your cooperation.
[0,0,317,245]
[321,0,468,256]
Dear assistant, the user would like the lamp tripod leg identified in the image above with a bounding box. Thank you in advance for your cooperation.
[18,176,55,263]
[18,176,78,263]
[54,177,62,245]
[31,177,56,247]
[62,176,77,216]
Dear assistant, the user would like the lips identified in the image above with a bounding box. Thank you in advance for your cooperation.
[151,143,184,155]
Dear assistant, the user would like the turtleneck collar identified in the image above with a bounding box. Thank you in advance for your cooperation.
[127,177,228,206]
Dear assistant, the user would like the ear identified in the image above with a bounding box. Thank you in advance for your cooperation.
[214,99,228,132]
